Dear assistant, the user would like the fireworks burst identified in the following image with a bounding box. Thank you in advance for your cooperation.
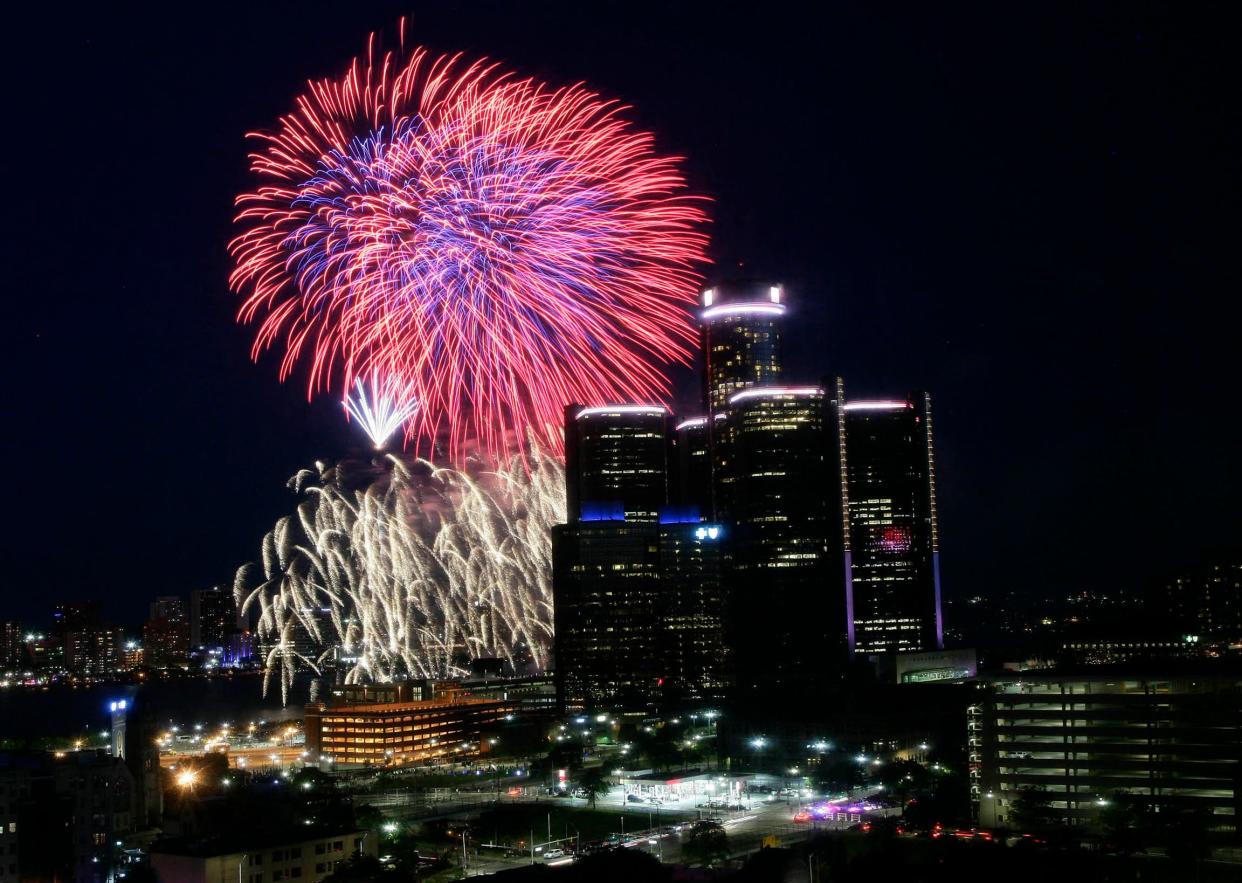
[235,449,564,703]
[343,375,419,449]
[230,23,710,461]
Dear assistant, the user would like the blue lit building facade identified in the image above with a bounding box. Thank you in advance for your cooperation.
[554,404,727,711]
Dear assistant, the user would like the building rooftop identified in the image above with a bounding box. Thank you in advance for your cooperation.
[151,826,369,858]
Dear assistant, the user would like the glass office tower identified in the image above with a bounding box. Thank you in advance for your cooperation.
[844,394,943,654]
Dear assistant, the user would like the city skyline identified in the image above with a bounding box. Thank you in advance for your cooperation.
[2,6,1239,879]
[4,1,1240,628]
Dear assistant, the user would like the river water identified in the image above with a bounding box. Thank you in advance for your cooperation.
[0,673,317,740]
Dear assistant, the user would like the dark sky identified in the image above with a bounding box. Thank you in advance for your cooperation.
[3,2,1238,627]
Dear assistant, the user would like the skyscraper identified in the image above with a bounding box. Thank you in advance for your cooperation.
[669,415,713,522]
[0,621,21,670]
[844,394,943,654]
[64,625,123,678]
[1158,560,1241,648]
[699,280,786,413]
[190,586,238,650]
[714,385,852,693]
[658,520,729,704]
[554,402,729,711]
[563,404,671,523]
[555,403,669,711]
[552,519,662,711]
[143,595,189,669]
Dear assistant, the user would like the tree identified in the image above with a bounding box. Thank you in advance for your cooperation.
[1097,791,1149,855]
[1010,787,1060,834]
[642,731,680,772]
[813,757,863,795]
[1163,808,1212,866]
[876,760,931,802]
[577,766,612,809]
[682,827,730,867]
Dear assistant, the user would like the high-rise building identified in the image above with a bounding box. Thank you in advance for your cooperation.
[658,520,729,703]
[553,519,663,712]
[563,404,671,523]
[51,602,102,638]
[555,402,717,712]
[1161,560,1242,647]
[844,394,943,655]
[50,603,123,679]
[714,385,852,694]
[64,625,123,678]
[1,621,21,671]
[143,596,189,669]
[699,279,785,413]
[669,415,713,522]
[190,586,238,650]
[149,595,186,624]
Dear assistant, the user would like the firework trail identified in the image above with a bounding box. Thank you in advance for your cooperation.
[234,449,564,703]
[231,23,710,461]
[343,374,419,448]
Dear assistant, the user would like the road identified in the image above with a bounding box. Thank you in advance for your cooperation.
[361,788,881,876]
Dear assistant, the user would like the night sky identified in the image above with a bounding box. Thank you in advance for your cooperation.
[4,2,1238,627]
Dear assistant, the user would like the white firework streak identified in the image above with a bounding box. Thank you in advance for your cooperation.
[235,449,564,703]
[343,377,419,449]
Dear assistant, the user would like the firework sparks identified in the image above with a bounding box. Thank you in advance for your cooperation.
[230,22,709,461]
[235,449,564,702]
[343,375,419,448]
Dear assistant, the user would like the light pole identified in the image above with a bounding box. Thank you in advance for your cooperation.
[749,737,767,775]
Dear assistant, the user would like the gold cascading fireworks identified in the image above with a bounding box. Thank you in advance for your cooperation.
[234,450,564,702]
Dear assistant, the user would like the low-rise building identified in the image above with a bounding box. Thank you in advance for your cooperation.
[150,827,376,883]
[968,673,1242,835]
[304,685,515,767]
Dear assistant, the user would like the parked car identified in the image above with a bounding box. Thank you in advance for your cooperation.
[626,793,645,803]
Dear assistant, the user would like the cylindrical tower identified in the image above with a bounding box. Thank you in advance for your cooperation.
[699,279,786,413]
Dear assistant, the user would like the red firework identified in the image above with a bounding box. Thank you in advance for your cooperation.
[229,24,710,460]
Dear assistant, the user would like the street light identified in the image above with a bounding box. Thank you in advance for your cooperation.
[750,737,767,749]
[176,769,199,792]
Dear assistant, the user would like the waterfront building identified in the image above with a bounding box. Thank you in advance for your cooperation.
[670,415,713,522]
[142,616,189,670]
[190,586,239,651]
[714,384,852,693]
[64,624,123,678]
[552,519,663,711]
[555,403,671,712]
[658,520,729,703]
[144,595,190,669]
[699,279,786,413]
[304,686,514,767]
[844,394,943,655]
[563,403,671,523]
[1,621,23,671]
